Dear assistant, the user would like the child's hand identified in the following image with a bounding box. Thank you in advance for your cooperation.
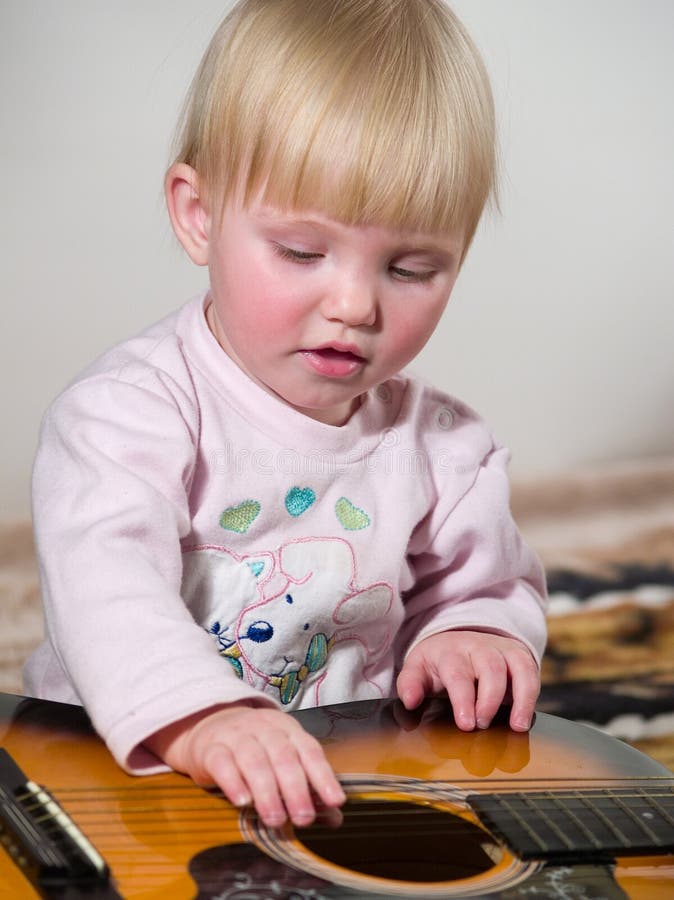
[396,630,540,732]
[144,704,346,828]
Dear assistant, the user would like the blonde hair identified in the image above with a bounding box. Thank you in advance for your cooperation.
[173,0,497,246]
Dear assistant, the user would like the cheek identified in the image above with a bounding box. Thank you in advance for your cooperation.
[387,299,448,360]
[243,286,306,339]
[210,257,296,336]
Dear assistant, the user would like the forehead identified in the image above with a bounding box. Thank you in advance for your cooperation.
[239,200,466,256]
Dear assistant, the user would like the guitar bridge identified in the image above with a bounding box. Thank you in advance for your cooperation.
[0,747,111,894]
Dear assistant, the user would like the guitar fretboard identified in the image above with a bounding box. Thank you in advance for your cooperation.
[469,786,674,862]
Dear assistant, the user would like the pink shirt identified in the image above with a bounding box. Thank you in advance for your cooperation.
[25,294,547,772]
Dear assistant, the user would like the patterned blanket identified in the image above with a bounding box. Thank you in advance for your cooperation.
[2,457,673,770]
[513,458,674,771]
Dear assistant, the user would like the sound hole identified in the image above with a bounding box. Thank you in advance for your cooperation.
[295,799,498,883]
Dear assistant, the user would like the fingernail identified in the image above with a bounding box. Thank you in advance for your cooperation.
[264,812,286,828]
[293,809,314,827]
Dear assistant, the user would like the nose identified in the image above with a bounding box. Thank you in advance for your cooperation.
[322,278,378,328]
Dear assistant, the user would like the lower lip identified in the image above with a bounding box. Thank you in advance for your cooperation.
[300,349,365,378]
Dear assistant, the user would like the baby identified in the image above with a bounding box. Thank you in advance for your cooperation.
[25,0,547,829]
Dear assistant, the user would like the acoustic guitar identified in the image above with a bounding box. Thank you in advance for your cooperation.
[0,692,672,899]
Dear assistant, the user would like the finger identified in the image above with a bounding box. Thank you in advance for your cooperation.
[396,657,431,710]
[199,742,252,808]
[296,731,346,811]
[472,649,509,729]
[271,737,321,827]
[438,661,478,731]
[234,736,289,828]
[507,649,540,732]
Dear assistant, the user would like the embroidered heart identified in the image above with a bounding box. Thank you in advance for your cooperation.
[219,500,261,533]
[335,497,370,531]
[285,486,316,517]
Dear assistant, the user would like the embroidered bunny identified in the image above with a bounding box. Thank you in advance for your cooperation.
[182,538,395,707]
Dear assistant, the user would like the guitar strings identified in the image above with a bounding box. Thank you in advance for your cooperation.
[44,774,674,805]
[15,817,673,866]
[42,776,674,813]
[25,777,674,847]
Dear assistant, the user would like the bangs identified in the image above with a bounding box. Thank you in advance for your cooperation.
[179,0,497,242]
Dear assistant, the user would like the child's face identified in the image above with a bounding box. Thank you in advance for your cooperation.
[204,197,464,425]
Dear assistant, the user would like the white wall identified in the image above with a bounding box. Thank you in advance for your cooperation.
[2,0,673,519]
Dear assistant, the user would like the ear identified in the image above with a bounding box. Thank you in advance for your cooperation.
[164,163,210,266]
[333,584,393,625]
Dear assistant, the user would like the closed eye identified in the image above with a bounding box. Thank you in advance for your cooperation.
[274,243,324,264]
[390,265,437,283]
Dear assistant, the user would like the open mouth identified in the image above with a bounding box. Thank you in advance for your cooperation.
[300,346,366,377]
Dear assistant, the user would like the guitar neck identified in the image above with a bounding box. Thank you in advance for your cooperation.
[470,784,674,862]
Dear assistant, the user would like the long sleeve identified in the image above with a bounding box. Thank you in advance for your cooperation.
[399,444,547,665]
[28,365,278,773]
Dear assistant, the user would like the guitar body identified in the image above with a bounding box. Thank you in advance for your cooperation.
[0,692,672,899]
